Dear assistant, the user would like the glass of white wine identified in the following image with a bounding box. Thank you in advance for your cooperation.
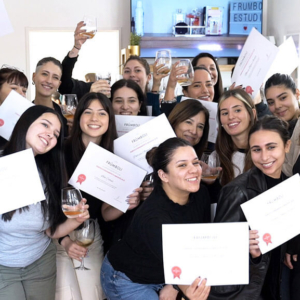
[200,153,220,181]
[61,94,78,121]
[61,187,84,218]
[177,59,194,86]
[74,219,95,271]
[82,15,97,39]
[155,50,172,75]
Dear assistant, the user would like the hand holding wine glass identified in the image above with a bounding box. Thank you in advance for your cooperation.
[200,153,221,182]
[61,94,78,121]
[176,59,194,86]
[81,15,97,39]
[155,50,172,75]
[61,187,85,218]
[74,219,96,270]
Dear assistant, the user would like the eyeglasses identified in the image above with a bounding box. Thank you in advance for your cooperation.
[1,64,25,73]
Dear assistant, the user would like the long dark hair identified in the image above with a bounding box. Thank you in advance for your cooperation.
[147,138,191,187]
[168,99,209,158]
[192,53,223,103]
[65,92,117,175]
[216,89,257,186]
[111,79,147,116]
[2,105,67,234]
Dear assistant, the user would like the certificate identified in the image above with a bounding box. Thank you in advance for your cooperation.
[114,114,176,173]
[69,142,147,213]
[0,90,34,140]
[115,115,154,137]
[231,28,279,99]
[163,223,249,286]
[0,149,45,215]
[265,37,299,81]
[241,174,300,254]
[181,97,218,143]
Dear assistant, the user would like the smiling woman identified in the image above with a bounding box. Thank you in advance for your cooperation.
[101,138,211,300]
[32,57,68,137]
[212,116,292,300]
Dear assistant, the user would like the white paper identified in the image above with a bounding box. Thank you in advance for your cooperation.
[163,223,249,286]
[231,28,279,99]
[115,115,154,137]
[0,149,45,214]
[181,97,218,143]
[69,142,147,213]
[0,90,34,140]
[241,174,300,255]
[0,0,13,37]
[265,37,299,81]
[114,114,176,173]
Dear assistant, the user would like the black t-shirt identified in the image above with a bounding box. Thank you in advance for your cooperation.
[108,184,211,284]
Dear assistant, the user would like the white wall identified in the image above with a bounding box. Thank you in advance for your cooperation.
[0,0,130,71]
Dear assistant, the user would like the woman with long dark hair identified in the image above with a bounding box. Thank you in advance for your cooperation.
[0,105,89,300]
[55,92,141,300]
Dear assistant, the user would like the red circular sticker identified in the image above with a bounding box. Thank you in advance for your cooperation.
[77,174,86,184]
[0,119,4,127]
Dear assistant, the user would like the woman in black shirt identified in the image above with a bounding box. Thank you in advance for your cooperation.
[101,137,211,300]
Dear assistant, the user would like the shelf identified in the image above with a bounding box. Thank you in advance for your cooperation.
[140,33,247,50]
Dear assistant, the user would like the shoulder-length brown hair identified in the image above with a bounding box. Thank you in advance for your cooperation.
[168,99,210,158]
[216,89,257,186]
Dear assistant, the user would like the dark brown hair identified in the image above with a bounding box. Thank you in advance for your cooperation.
[168,99,209,158]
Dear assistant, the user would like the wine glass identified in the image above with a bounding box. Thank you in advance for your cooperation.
[82,15,97,39]
[61,187,84,218]
[61,94,78,121]
[176,59,194,86]
[74,219,96,270]
[200,153,220,181]
[155,50,172,75]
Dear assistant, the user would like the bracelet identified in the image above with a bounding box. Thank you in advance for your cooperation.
[73,45,80,50]
[58,235,70,245]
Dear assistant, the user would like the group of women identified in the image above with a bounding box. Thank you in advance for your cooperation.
[0,21,299,300]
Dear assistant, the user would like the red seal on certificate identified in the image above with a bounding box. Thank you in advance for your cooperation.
[245,86,254,95]
[77,174,86,184]
[263,233,272,245]
[0,119,4,127]
[172,266,181,279]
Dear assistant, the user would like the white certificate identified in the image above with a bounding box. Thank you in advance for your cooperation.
[265,37,299,81]
[115,115,155,137]
[241,174,300,255]
[69,142,147,213]
[231,28,279,99]
[163,223,249,286]
[181,97,218,143]
[0,90,34,140]
[0,149,45,215]
[114,114,176,173]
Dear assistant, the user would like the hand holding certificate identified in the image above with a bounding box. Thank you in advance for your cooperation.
[114,114,176,173]
[0,149,45,214]
[163,223,249,286]
[241,174,300,254]
[69,142,147,213]
[0,90,33,140]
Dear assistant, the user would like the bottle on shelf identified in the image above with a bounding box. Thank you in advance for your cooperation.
[135,1,144,36]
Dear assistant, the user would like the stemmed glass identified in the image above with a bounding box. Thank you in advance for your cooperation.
[82,15,97,39]
[74,219,95,270]
[177,59,194,86]
[61,187,84,218]
[155,50,172,75]
[61,94,78,121]
[200,153,220,181]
